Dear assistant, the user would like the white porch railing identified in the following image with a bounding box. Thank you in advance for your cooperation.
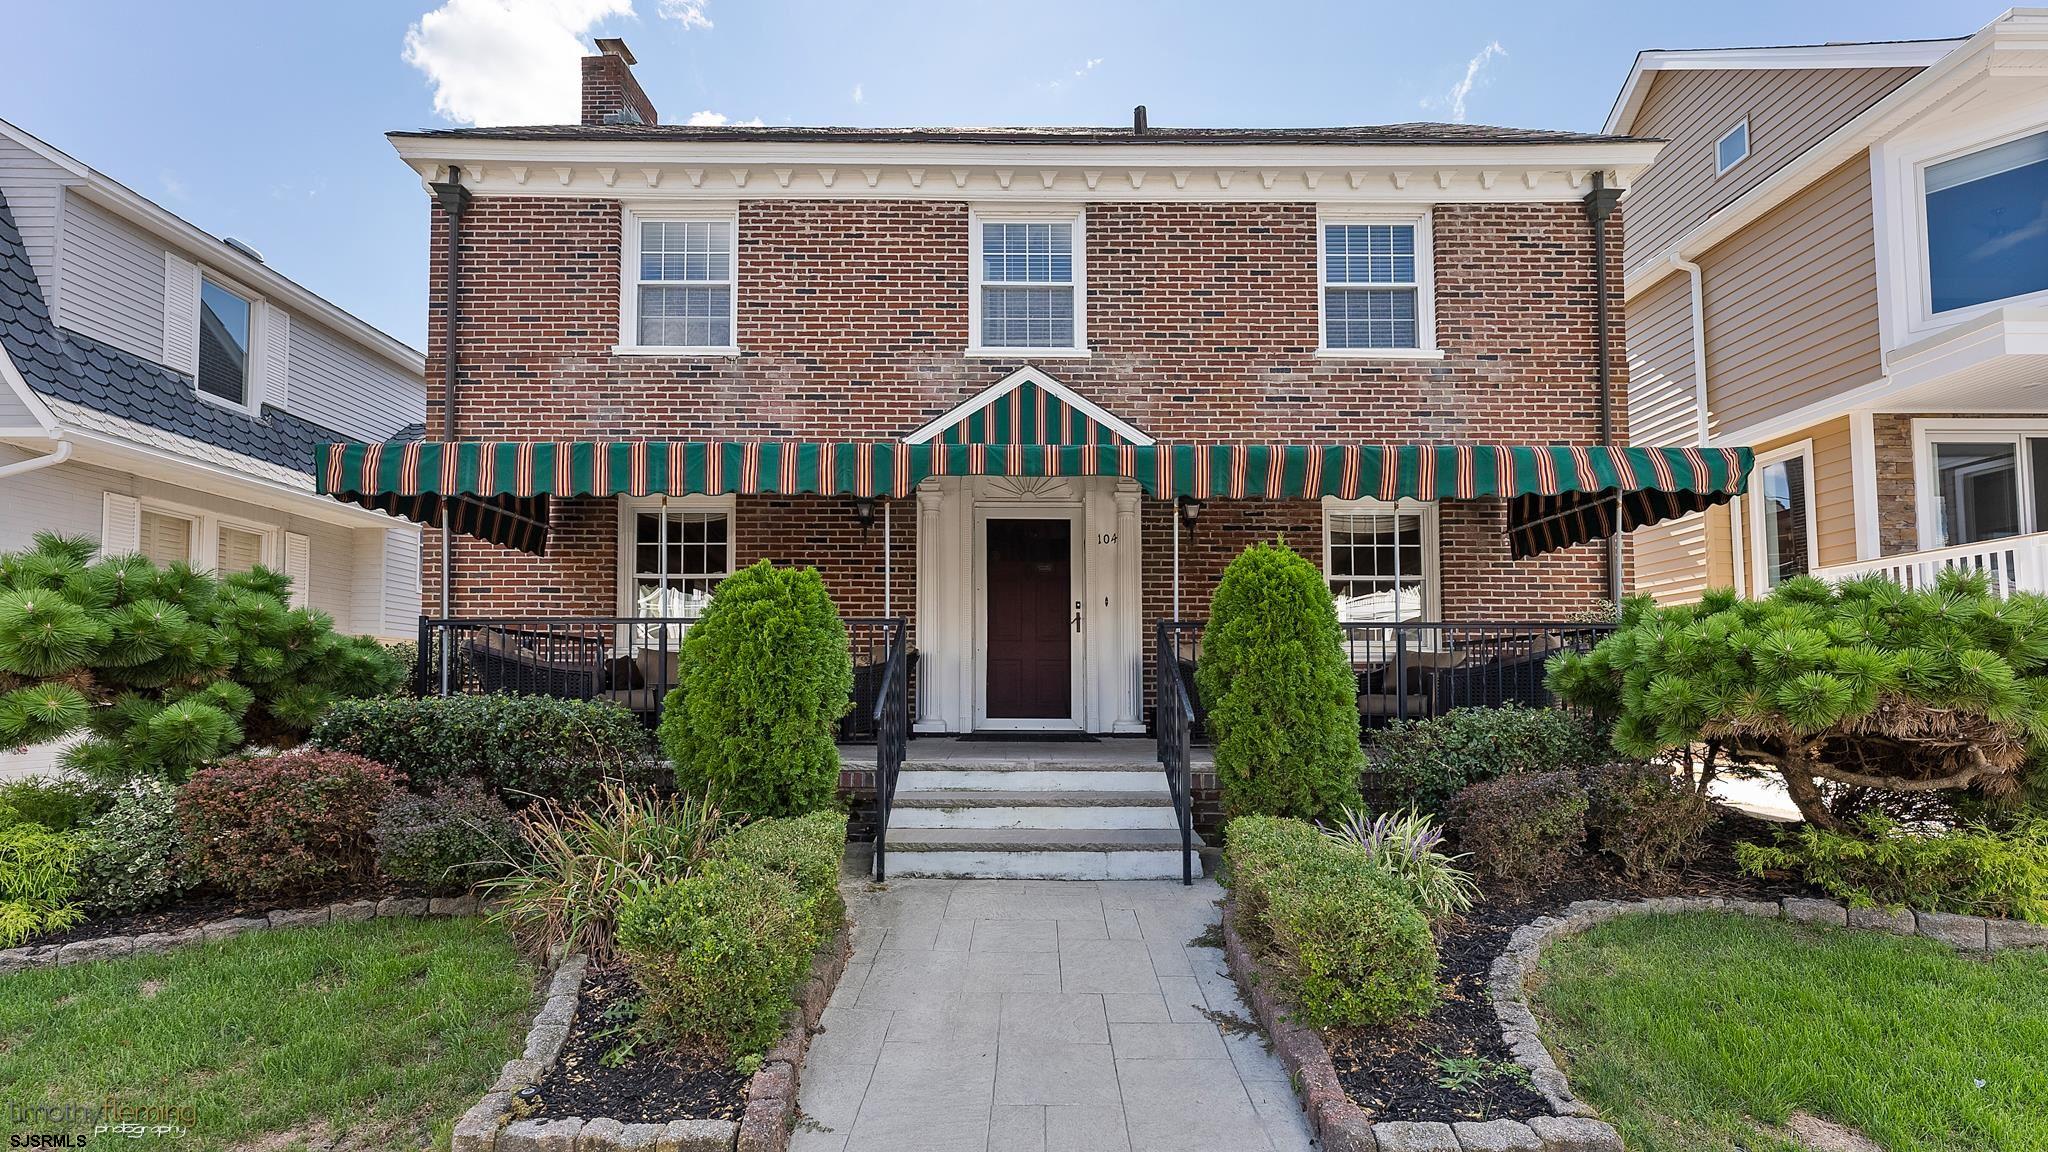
[1813,532,2048,598]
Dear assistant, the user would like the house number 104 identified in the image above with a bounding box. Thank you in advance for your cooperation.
[1098,532,1118,545]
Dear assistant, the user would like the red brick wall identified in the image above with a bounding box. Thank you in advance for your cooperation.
[425,195,1628,620]
[579,54,657,127]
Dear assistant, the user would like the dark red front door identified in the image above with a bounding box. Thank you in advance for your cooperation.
[986,518,1073,720]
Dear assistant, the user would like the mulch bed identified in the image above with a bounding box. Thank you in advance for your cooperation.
[1324,807,1809,1123]
[526,965,750,1124]
[21,881,428,950]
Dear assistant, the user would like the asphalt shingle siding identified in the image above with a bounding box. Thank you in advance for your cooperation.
[0,186,341,476]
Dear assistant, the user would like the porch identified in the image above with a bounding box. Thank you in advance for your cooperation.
[1814,530,2048,597]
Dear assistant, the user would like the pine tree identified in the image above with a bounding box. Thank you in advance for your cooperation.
[0,533,404,782]
[1547,570,2048,829]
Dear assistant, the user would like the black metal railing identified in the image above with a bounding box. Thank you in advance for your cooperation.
[872,619,910,882]
[1155,619,1615,742]
[1154,621,1197,886]
[415,616,911,735]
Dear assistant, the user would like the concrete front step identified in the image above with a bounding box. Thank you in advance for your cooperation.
[890,788,1177,830]
[883,827,1198,880]
[896,767,1164,793]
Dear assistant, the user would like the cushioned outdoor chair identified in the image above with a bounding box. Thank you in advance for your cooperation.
[464,628,606,701]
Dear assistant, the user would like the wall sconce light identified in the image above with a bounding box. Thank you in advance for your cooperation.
[1176,496,1204,530]
[852,497,878,535]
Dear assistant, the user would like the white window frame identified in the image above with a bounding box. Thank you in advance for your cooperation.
[1911,417,2048,550]
[1715,119,1751,177]
[1747,440,1818,596]
[613,494,739,621]
[139,496,279,574]
[967,206,1089,358]
[1315,209,1441,360]
[1320,498,1442,622]
[193,270,267,416]
[616,204,741,356]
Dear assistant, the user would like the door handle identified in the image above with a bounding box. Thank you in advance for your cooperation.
[1072,600,1083,633]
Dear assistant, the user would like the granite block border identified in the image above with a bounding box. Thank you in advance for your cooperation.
[0,893,481,975]
[451,918,854,1152]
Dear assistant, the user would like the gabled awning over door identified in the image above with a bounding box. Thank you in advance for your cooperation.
[318,439,1750,559]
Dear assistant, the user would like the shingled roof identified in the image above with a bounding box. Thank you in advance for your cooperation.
[390,122,1649,146]
[0,185,345,477]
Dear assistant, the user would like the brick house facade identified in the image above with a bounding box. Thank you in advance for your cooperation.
[319,41,1732,736]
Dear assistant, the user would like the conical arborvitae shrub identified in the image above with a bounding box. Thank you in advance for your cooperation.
[1547,570,2048,829]
[0,533,404,782]
[1196,540,1364,821]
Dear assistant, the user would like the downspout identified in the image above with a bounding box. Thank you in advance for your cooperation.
[1584,172,1626,605]
[1674,255,1743,592]
[0,437,72,480]
[430,169,470,695]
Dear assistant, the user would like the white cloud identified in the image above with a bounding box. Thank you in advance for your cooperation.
[686,109,764,127]
[403,0,634,127]
[657,0,712,29]
[1043,56,1104,92]
[852,82,864,105]
[1424,41,1506,124]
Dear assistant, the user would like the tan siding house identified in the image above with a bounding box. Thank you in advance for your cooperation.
[1609,13,2048,603]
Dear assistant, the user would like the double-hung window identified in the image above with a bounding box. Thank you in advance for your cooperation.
[197,277,254,405]
[1323,501,1438,623]
[1319,215,1434,354]
[1924,128,2048,314]
[623,210,737,352]
[970,212,1085,354]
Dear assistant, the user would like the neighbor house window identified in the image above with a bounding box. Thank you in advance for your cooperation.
[1320,218,1431,352]
[139,509,195,568]
[631,507,732,621]
[1924,428,2048,546]
[1751,447,1813,592]
[626,213,736,350]
[197,277,253,405]
[1925,128,2048,314]
[216,524,269,575]
[971,213,1084,352]
[1716,120,1751,176]
[1323,502,1437,623]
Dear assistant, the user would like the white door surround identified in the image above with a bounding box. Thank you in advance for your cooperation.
[915,475,1144,735]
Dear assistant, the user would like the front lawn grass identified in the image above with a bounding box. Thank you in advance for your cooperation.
[0,916,536,1151]
[1531,912,2048,1152]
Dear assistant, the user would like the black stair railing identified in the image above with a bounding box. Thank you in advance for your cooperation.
[871,619,910,882]
[1154,621,1197,886]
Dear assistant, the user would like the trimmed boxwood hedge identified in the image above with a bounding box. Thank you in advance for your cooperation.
[310,694,658,804]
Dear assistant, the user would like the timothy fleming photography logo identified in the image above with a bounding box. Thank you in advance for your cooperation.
[7,1097,195,1146]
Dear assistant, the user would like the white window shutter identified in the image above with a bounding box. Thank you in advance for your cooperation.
[161,252,201,375]
[100,492,142,557]
[260,307,290,407]
[283,532,311,609]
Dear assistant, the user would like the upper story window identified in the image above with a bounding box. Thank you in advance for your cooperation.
[620,209,738,354]
[1925,128,2048,314]
[970,211,1086,355]
[1715,120,1751,176]
[197,277,253,405]
[1319,215,1436,355]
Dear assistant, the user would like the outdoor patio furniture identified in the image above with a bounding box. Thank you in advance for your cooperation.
[843,648,919,742]
[464,628,606,700]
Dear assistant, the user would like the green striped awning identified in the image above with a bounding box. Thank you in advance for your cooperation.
[318,440,1750,558]
[930,378,1140,446]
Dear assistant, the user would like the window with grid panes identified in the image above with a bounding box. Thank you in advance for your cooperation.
[1322,222,1421,350]
[1325,510,1431,623]
[636,219,733,348]
[977,219,1079,349]
[632,510,731,620]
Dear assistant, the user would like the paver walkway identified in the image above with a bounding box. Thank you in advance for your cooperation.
[793,878,1314,1152]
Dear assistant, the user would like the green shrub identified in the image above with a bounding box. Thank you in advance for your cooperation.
[0,777,105,832]
[1196,542,1363,821]
[1737,815,2048,922]
[708,811,847,933]
[176,750,400,898]
[0,534,404,784]
[659,561,851,818]
[1222,815,1436,1026]
[1321,807,1478,919]
[1447,770,1588,888]
[0,821,85,946]
[1579,761,1712,880]
[373,779,523,895]
[480,785,724,963]
[1365,706,1610,815]
[617,856,819,1060]
[77,778,184,915]
[311,694,656,805]
[1548,572,2048,829]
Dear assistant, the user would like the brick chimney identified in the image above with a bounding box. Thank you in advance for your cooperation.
[580,38,656,126]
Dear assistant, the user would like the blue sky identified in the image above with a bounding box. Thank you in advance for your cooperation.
[1,0,1992,351]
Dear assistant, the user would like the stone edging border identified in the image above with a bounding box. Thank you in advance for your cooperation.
[452,920,855,1152]
[0,893,483,974]
[1488,894,2048,1127]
